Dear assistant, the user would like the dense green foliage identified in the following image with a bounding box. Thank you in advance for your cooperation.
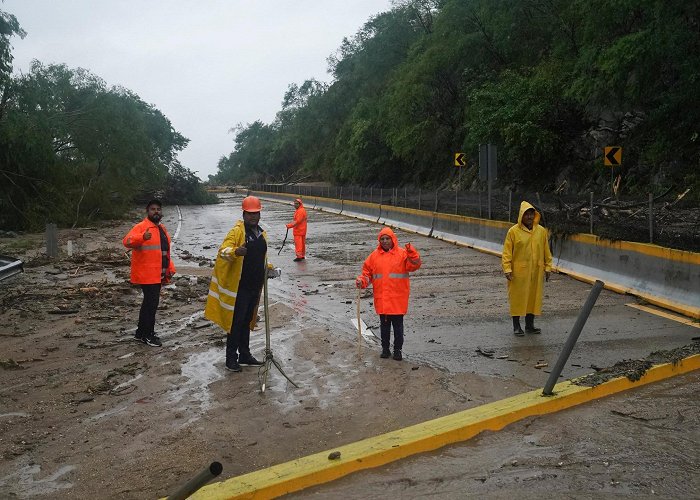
[0,10,216,231]
[212,0,699,197]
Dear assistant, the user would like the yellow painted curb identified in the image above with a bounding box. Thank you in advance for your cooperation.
[191,355,700,500]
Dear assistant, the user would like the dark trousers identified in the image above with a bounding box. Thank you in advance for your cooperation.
[227,287,260,363]
[379,314,404,351]
[136,283,161,336]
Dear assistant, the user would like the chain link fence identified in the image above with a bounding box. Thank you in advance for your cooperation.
[250,184,699,252]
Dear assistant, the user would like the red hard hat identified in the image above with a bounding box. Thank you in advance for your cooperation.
[242,195,262,212]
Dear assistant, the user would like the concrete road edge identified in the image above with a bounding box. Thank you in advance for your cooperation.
[187,354,700,499]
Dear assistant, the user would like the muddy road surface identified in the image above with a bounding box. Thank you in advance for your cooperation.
[0,193,697,498]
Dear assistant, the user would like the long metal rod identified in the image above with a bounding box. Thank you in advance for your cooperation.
[357,287,362,356]
[648,192,653,243]
[542,280,605,396]
[262,264,271,392]
[261,262,298,392]
[166,462,223,500]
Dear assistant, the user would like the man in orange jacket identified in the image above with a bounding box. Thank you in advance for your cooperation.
[356,227,421,360]
[123,199,176,347]
[285,198,307,261]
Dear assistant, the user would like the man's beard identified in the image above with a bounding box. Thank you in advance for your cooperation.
[148,214,162,224]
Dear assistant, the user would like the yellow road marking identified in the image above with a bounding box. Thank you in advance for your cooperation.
[189,355,700,500]
[626,302,700,328]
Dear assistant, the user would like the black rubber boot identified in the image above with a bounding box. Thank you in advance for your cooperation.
[525,314,541,334]
[392,350,402,361]
[512,316,524,336]
[380,347,391,358]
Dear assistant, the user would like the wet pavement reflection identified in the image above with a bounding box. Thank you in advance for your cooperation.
[169,193,698,391]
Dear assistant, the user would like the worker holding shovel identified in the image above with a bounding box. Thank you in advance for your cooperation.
[285,198,307,261]
[355,227,421,361]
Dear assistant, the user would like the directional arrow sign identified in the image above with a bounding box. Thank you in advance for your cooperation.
[454,152,466,167]
[604,146,622,166]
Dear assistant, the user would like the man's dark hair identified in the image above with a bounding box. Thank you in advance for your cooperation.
[146,199,162,209]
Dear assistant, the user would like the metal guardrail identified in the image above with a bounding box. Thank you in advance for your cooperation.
[0,255,24,282]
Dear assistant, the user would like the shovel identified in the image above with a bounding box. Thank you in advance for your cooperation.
[277,228,289,255]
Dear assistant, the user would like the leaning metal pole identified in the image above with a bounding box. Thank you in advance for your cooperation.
[543,280,605,396]
[260,263,299,393]
[166,461,223,500]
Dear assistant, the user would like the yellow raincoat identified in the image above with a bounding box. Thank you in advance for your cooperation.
[204,220,269,332]
[502,201,553,316]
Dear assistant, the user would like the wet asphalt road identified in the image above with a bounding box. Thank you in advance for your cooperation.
[171,194,698,390]
[167,194,699,498]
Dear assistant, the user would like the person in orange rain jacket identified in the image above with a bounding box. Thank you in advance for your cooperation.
[122,199,176,347]
[356,227,422,361]
[285,198,307,261]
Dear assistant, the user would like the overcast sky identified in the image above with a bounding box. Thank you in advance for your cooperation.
[3,0,394,179]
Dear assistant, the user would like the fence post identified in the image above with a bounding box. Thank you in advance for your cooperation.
[648,192,653,243]
[536,192,545,225]
[543,280,605,396]
[590,191,594,234]
[46,223,58,258]
[508,190,512,222]
[418,188,421,211]
[455,182,458,215]
[166,462,223,500]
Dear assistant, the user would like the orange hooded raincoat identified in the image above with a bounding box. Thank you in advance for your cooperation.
[357,227,421,315]
[286,198,307,258]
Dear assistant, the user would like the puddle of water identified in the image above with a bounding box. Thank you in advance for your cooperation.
[0,463,75,497]
[167,348,225,424]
